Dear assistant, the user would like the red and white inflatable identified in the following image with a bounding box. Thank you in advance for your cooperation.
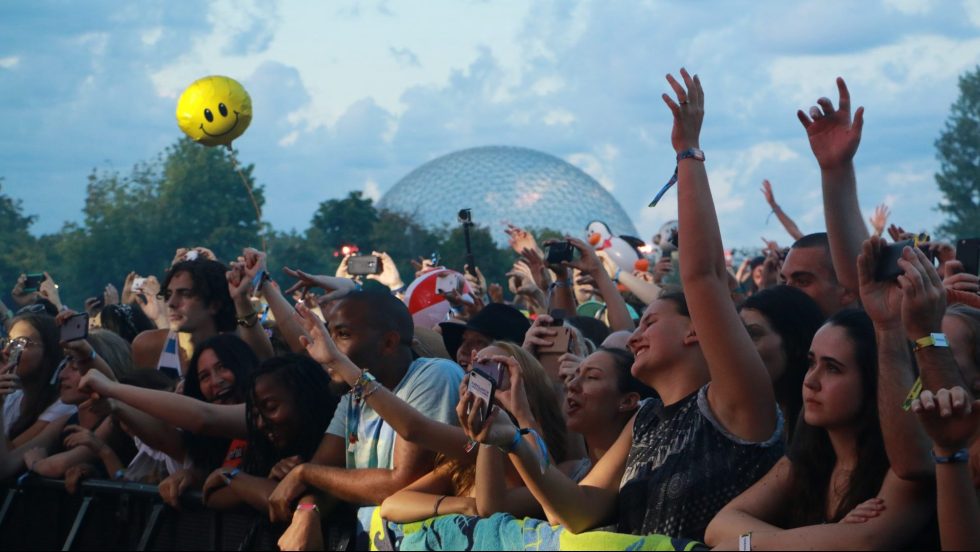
[403,269,473,329]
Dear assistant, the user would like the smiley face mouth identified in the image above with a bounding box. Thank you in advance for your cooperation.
[199,111,240,138]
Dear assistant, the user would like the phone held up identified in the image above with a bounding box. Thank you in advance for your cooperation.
[537,309,572,355]
[956,238,980,277]
[23,273,46,293]
[467,359,503,420]
[347,255,381,276]
[546,241,574,265]
[60,313,89,343]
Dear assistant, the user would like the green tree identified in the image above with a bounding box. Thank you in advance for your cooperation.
[0,179,47,303]
[936,65,980,238]
[307,191,379,253]
[51,139,265,307]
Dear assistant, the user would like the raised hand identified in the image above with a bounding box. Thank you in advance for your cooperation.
[282,267,356,301]
[897,246,947,340]
[38,273,63,310]
[487,355,532,423]
[366,251,404,290]
[12,274,38,306]
[294,302,359,383]
[121,272,138,305]
[505,224,543,258]
[457,396,516,450]
[869,204,890,237]
[942,261,980,293]
[856,237,904,329]
[760,179,777,208]
[661,67,704,153]
[463,264,487,298]
[487,283,504,304]
[797,77,864,170]
[911,386,980,455]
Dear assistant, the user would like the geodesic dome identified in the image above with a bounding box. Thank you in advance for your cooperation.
[378,146,638,245]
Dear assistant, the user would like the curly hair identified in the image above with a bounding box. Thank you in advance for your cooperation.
[162,259,236,333]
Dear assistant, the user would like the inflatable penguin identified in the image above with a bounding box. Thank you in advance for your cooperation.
[586,221,647,273]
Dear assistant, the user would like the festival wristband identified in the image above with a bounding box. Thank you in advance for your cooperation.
[901,377,923,412]
[738,532,752,551]
[221,467,241,485]
[500,427,551,474]
[932,449,969,464]
[296,503,320,513]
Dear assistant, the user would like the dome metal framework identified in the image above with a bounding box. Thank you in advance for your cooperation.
[378,146,639,245]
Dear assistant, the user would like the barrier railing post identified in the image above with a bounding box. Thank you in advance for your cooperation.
[0,488,18,529]
[62,495,93,551]
[136,502,165,551]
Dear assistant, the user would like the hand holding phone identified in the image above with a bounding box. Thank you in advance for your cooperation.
[874,240,913,281]
[546,242,574,265]
[23,273,46,293]
[347,255,381,276]
[467,362,500,421]
[60,313,90,343]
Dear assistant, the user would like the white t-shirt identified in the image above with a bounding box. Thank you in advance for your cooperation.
[2,389,78,438]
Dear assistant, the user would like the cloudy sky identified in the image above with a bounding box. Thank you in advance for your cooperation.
[2,0,978,248]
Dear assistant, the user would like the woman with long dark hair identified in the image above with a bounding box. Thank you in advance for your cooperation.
[1,313,74,445]
[705,310,932,548]
[740,285,825,439]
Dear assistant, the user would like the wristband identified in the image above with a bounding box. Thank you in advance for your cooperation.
[498,427,551,474]
[351,371,377,400]
[932,448,969,464]
[913,333,948,352]
[296,503,320,513]
[236,310,259,328]
[221,467,241,485]
[433,495,448,517]
[113,468,126,480]
[738,531,752,551]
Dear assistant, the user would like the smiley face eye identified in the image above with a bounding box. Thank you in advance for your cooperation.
[204,108,214,122]
[218,103,228,117]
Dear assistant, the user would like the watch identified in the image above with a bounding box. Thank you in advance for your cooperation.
[913,333,948,352]
[676,148,705,163]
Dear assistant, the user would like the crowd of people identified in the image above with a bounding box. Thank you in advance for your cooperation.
[1,69,978,551]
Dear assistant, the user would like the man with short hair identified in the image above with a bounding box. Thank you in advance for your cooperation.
[268,290,463,530]
[780,232,857,317]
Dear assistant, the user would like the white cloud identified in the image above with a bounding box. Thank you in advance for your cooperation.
[966,0,980,27]
[140,27,163,46]
[0,56,19,69]
[567,152,615,192]
[363,178,381,201]
[543,109,575,126]
[531,76,564,96]
[278,130,299,147]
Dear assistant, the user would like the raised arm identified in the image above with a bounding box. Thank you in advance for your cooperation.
[666,68,777,441]
[79,369,247,439]
[564,238,634,331]
[798,77,868,295]
[856,237,934,480]
[460,398,629,533]
[911,386,980,550]
[761,180,804,241]
[227,251,274,361]
[294,303,471,460]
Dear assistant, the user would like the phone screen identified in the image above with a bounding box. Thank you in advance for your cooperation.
[131,277,147,292]
[60,313,90,343]
[435,273,458,294]
[467,368,496,420]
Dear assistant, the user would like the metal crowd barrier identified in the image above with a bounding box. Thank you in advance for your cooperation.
[0,475,281,550]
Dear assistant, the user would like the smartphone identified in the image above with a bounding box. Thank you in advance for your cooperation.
[60,313,90,343]
[956,238,980,276]
[131,277,147,293]
[467,365,497,420]
[23,273,46,293]
[537,325,572,355]
[875,239,913,281]
[435,272,458,295]
[184,250,199,261]
[249,270,267,298]
[471,360,503,385]
[348,255,381,276]
[3,346,23,374]
[546,242,574,265]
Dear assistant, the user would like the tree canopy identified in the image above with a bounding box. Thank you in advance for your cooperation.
[2,138,541,308]
[936,65,980,239]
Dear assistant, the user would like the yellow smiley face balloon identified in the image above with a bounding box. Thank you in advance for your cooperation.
[175,75,252,147]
